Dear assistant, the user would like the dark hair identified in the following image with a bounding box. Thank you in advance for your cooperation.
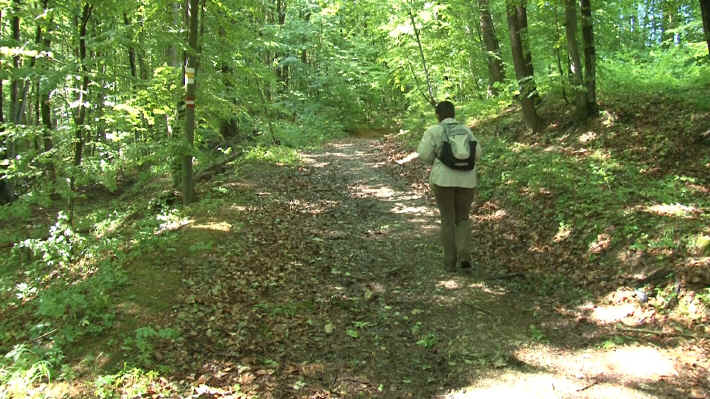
[435,101,455,121]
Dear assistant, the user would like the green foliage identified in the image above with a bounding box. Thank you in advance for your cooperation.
[16,212,81,269]
[600,45,710,109]
[122,327,180,368]
[36,265,126,346]
[94,367,163,399]
[244,145,301,165]
[0,344,54,397]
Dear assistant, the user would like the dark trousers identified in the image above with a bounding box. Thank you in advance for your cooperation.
[433,185,475,269]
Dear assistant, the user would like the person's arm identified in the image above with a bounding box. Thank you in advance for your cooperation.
[417,127,437,164]
[395,152,419,165]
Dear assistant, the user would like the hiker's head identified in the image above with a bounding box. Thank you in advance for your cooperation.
[435,101,455,121]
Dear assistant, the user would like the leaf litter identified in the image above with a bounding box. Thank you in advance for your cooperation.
[138,134,706,398]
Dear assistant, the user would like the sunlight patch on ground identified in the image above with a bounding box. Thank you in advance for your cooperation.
[579,131,598,144]
[589,303,636,324]
[437,279,461,290]
[391,204,432,215]
[554,223,573,242]
[468,282,508,296]
[571,297,651,326]
[476,209,508,222]
[440,370,661,399]
[355,183,396,198]
[515,343,678,384]
[190,221,232,232]
[626,203,703,219]
[643,203,703,219]
[154,217,193,235]
[588,232,613,255]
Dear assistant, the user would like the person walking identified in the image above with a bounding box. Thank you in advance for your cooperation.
[416,101,482,272]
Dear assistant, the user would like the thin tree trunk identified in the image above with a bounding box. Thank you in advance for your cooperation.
[565,0,587,120]
[506,0,544,132]
[478,0,505,96]
[218,27,238,139]
[182,0,201,204]
[0,9,10,203]
[0,9,3,131]
[167,1,180,187]
[167,2,179,69]
[73,3,92,167]
[408,1,436,105]
[580,0,598,116]
[124,13,138,79]
[554,4,569,104]
[700,0,710,57]
[37,0,54,157]
[11,0,21,130]
[275,0,288,85]
[3,0,23,202]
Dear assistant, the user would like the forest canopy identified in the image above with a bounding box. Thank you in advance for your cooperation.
[1,0,709,207]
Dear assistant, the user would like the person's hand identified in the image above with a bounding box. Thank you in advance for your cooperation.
[395,152,419,165]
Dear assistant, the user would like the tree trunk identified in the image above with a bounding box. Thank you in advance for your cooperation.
[701,0,710,57]
[506,0,544,132]
[580,0,598,116]
[218,28,238,140]
[182,0,201,204]
[554,5,569,104]
[167,2,179,68]
[275,0,288,85]
[0,9,11,204]
[565,0,587,120]
[0,9,3,131]
[73,3,92,167]
[124,13,138,79]
[478,0,505,96]
[408,1,436,105]
[11,0,22,129]
[38,0,55,180]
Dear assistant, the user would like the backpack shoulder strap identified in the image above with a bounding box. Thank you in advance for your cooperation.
[440,121,458,141]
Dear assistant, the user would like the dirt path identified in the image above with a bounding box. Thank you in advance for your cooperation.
[169,137,706,399]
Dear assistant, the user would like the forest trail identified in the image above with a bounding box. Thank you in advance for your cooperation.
[148,136,708,399]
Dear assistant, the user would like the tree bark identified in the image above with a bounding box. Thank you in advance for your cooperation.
[580,0,598,116]
[0,8,3,128]
[0,9,3,131]
[554,5,569,104]
[38,0,54,160]
[11,0,22,130]
[182,0,201,204]
[506,0,543,132]
[218,27,238,139]
[0,9,11,204]
[124,13,138,79]
[73,3,92,167]
[478,0,505,96]
[275,0,288,84]
[701,0,710,57]
[565,0,587,120]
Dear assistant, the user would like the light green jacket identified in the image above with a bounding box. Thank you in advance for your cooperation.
[416,117,482,188]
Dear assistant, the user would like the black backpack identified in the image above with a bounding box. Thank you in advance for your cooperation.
[437,122,477,171]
